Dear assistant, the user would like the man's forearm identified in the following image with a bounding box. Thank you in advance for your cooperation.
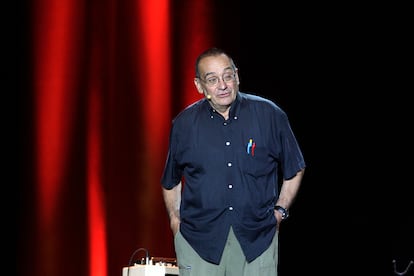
[162,182,181,218]
[276,168,305,209]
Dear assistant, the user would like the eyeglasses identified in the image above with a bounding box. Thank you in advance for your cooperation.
[199,72,236,87]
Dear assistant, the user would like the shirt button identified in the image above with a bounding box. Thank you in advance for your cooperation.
[234,116,238,120]
[223,122,228,126]
[225,141,230,146]
[228,184,233,189]
[229,207,233,211]
[227,162,232,167]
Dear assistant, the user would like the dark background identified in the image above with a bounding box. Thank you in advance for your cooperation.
[16,1,412,275]
[236,4,413,276]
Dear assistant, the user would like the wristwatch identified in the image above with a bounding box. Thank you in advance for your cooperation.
[274,205,289,220]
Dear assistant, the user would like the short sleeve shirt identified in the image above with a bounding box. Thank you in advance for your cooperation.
[161,92,306,264]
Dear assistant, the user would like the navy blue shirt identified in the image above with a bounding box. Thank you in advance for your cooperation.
[161,92,306,264]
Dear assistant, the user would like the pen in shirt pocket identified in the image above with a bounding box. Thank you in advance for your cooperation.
[246,139,256,156]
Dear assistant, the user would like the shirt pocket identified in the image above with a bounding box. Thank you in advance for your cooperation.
[241,146,274,177]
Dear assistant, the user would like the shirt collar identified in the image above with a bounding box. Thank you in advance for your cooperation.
[204,92,241,120]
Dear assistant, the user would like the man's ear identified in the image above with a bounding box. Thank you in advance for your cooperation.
[194,78,204,94]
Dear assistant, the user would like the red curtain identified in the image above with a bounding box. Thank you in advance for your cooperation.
[20,1,216,275]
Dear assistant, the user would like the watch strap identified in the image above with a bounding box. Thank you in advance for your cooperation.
[274,205,289,220]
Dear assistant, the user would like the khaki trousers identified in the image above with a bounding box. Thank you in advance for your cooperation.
[174,227,278,276]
